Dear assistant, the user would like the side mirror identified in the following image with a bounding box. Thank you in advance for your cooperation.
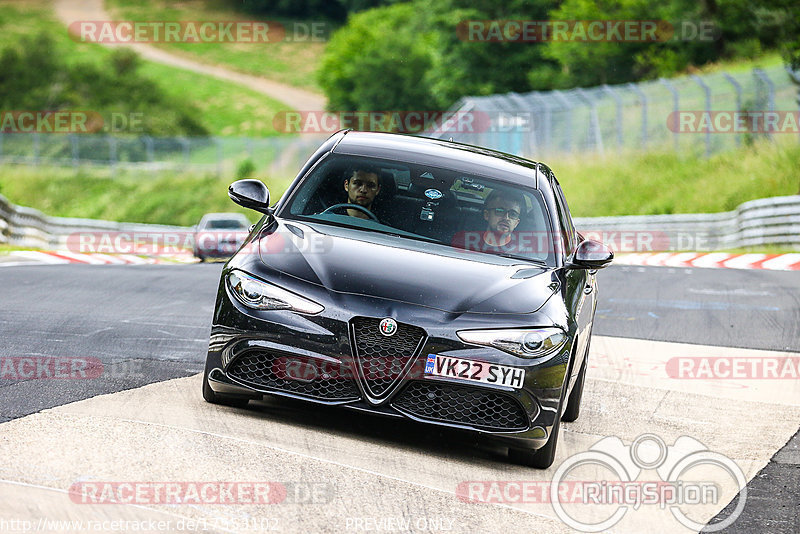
[567,239,613,270]
[229,179,271,214]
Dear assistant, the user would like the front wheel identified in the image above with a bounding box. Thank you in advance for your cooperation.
[509,415,561,469]
[202,368,251,408]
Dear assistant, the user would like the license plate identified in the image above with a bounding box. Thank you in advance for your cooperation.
[424,355,525,389]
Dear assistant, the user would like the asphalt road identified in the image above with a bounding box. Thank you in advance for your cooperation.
[0,262,797,532]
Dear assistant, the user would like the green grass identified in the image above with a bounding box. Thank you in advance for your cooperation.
[0,0,288,137]
[106,0,329,92]
[682,51,784,76]
[0,244,42,253]
[1,137,797,228]
[0,165,297,227]
[553,139,800,217]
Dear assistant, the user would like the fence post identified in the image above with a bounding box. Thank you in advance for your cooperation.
[753,68,775,141]
[535,94,552,153]
[690,75,712,158]
[628,83,648,149]
[507,92,531,156]
[180,137,190,164]
[576,89,603,154]
[552,90,573,152]
[70,134,79,168]
[33,132,40,166]
[107,135,117,170]
[602,84,623,148]
[143,136,154,163]
[659,78,680,152]
[788,66,800,144]
[722,72,743,146]
[215,137,223,177]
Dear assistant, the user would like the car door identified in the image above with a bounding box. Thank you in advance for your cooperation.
[552,179,595,387]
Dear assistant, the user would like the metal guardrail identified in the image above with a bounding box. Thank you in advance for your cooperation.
[2,192,799,253]
[0,193,190,249]
[574,195,800,251]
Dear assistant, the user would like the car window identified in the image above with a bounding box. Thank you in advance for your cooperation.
[552,183,576,255]
[281,155,556,266]
[204,219,248,229]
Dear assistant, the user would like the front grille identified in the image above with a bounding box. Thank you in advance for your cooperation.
[392,381,529,431]
[227,351,360,401]
[351,317,426,398]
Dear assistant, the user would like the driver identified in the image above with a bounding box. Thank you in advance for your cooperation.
[343,165,381,219]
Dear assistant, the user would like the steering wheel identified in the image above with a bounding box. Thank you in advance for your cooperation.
[321,203,379,222]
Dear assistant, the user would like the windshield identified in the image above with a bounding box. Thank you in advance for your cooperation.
[203,219,248,229]
[281,154,556,266]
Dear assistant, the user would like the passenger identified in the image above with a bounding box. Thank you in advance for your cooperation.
[455,189,525,254]
[343,165,381,219]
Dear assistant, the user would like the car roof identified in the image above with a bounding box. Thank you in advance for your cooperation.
[332,131,541,187]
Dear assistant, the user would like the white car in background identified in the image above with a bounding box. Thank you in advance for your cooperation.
[193,213,251,262]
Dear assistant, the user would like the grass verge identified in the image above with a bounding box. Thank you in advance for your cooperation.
[554,139,800,217]
[0,165,299,227]
[0,0,287,136]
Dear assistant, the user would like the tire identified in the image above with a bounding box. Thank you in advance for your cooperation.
[202,368,251,408]
[561,347,588,423]
[509,414,561,469]
[509,338,587,468]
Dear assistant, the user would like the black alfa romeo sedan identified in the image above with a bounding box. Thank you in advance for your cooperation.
[202,130,612,468]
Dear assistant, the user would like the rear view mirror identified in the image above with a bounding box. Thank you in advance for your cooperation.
[228,179,271,214]
[568,239,613,269]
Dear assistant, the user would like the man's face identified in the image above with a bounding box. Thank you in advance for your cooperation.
[344,170,380,207]
[484,198,522,235]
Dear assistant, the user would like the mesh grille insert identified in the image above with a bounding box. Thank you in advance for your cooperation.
[392,380,528,431]
[351,317,425,398]
[227,351,360,401]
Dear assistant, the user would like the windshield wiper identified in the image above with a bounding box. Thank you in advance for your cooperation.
[492,252,550,266]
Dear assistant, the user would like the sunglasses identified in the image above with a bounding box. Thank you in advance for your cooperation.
[487,207,521,220]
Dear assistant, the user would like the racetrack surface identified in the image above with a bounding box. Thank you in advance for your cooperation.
[0,263,798,532]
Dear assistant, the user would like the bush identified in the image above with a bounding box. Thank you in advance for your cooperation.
[235,159,257,180]
[319,3,438,111]
[0,32,208,137]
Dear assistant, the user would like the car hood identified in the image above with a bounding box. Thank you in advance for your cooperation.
[256,221,557,315]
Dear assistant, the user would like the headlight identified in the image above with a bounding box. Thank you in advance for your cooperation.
[456,327,567,358]
[227,270,323,314]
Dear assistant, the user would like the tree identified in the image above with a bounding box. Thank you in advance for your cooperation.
[318,3,437,111]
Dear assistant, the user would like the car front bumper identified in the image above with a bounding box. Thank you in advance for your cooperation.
[204,275,575,451]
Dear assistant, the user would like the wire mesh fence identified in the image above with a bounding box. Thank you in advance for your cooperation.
[0,133,325,179]
[431,64,800,159]
[0,65,797,175]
